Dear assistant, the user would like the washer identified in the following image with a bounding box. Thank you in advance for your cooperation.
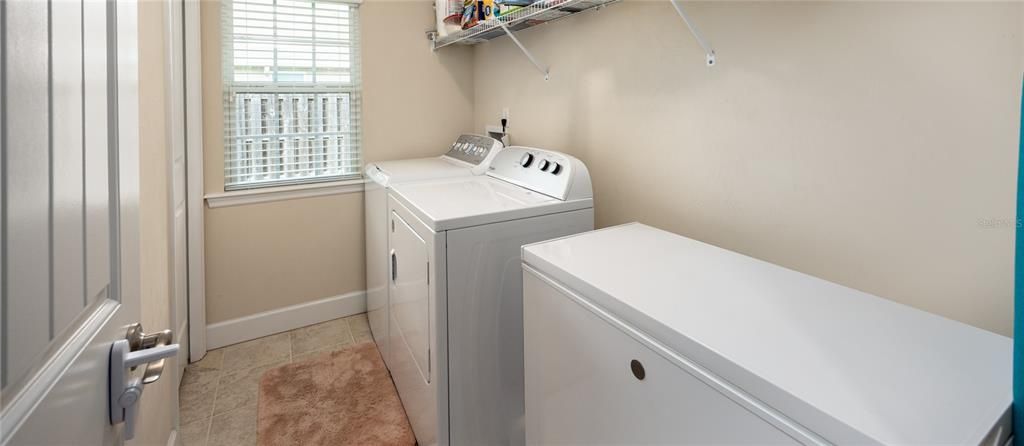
[385,146,594,446]
[364,134,503,369]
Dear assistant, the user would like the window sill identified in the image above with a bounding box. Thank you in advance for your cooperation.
[205,178,366,209]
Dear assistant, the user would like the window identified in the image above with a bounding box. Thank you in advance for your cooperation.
[223,0,362,190]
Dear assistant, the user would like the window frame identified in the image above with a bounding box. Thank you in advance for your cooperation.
[222,0,363,191]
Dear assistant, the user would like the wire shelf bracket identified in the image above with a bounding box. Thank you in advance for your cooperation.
[497,21,551,80]
[668,0,716,66]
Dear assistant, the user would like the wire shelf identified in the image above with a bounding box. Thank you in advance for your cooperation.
[431,0,620,49]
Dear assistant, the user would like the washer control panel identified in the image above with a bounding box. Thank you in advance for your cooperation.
[489,146,591,201]
[443,134,504,166]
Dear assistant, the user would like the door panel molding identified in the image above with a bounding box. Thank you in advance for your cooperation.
[3,0,52,391]
[0,299,119,445]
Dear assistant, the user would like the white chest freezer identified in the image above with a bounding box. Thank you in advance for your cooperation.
[521,223,1012,445]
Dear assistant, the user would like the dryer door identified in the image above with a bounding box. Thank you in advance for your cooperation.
[389,210,431,384]
[387,205,440,446]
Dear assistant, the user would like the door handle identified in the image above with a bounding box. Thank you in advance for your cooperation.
[109,323,180,440]
[124,322,176,385]
[391,249,398,283]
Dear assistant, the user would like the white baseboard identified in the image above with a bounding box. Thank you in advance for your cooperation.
[206,290,367,350]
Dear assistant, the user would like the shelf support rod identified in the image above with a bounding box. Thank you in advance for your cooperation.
[668,0,716,66]
[497,21,550,80]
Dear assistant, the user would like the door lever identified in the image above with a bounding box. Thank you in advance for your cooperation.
[139,329,173,384]
[109,323,179,440]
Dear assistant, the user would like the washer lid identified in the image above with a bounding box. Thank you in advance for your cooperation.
[364,157,474,187]
[522,223,1012,445]
[389,176,592,232]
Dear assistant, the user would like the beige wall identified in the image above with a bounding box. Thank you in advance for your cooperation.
[134,1,176,445]
[200,0,475,323]
[197,0,1020,334]
[204,194,367,321]
[473,1,1023,336]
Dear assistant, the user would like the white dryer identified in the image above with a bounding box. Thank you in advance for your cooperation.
[385,146,594,446]
[364,134,503,369]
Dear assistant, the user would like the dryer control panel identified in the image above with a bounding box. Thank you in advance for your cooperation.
[487,146,593,201]
[442,134,504,166]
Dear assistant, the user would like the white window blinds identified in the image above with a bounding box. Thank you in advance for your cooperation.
[223,0,362,190]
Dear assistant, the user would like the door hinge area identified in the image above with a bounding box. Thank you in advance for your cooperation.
[426,262,430,285]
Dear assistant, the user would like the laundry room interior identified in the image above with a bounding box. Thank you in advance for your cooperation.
[1,0,1022,445]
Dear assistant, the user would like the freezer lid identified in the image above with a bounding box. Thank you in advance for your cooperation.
[521,223,1012,445]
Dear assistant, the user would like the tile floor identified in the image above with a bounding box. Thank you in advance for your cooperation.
[179,313,372,446]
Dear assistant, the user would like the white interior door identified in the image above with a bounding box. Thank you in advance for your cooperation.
[0,0,161,444]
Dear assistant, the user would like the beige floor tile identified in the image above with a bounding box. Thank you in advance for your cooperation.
[345,313,370,335]
[191,349,225,371]
[179,315,374,439]
[208,405,258,446]
[182,361,222,387]
[221,332,291,371]
[290,337,375,364]
[180,366,220,423]
[290,350,325,365]
[290,344,344,364]
[180,395,215,426]
[213,361,284,415]
[289,318,353,355]
[179,417,211,446]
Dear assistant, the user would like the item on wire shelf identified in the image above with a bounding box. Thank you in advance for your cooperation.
[436,0,465,36]
[479,0,496,21]
[461,0,478,29]
[462,0,495,29]
[495,0,532,17]
[495,5,522,18]
[496,0,536,6]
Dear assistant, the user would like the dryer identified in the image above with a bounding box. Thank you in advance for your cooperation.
[385,146,594,446]
[364,134,503,369]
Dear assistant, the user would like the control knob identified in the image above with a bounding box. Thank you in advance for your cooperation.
[519,153,534,167]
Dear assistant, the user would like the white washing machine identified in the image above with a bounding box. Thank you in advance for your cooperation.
[385,146,594,446]
[364,134,503,369]
[521,223,1012,445]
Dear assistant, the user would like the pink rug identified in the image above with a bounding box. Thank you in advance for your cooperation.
[257,342,416,446]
